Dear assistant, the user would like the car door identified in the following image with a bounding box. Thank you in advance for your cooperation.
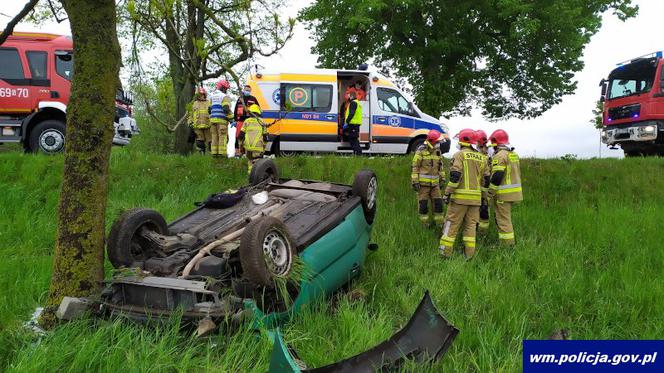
[373,87,418,131]
[25,49,52,109]
[0,47,31,114]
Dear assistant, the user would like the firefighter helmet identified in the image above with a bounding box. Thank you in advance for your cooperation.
[248,104,261,115]
[215,79,230,90]
[426,130,444,144]
[489,129,509,146]
[475,130,488,146]
[455,128,477,145]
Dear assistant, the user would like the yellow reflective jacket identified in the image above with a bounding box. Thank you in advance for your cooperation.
[241,117,266,152]
[190,99,210,129]
[445,147,489,206]
[490,147,523,202]
[345,99,363,125]
[411,142,445,186]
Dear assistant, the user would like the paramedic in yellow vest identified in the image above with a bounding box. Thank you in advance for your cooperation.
[209,79,233,157]
[411,130,447,226]
[439,129,489,259]
[344,91,363,155]
[239,104,266,173]
[189,87,211,153]
[487,129,523,246]
[475,129,491,231]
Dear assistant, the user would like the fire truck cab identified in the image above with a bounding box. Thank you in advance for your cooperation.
[600,52,664,156]
[0,32,138,153]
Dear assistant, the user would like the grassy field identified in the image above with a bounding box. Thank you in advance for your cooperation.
[1,149,663,372]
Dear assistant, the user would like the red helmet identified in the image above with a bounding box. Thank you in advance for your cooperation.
[197,86,207,96]
[426,130,444,144]
[475,130,488,146]
[489,129,509,146]
[215,79,230,90]
[455,128,477,145]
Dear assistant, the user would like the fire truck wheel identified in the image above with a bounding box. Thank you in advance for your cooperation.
[29,120,66,154]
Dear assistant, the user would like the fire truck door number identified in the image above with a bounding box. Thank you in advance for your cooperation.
[0,88,29,98]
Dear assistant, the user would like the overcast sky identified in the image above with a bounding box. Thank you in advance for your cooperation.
[3,0,662,158]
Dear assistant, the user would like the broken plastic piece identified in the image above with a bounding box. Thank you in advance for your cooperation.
[268,291,459,372]
[56,297,91,320]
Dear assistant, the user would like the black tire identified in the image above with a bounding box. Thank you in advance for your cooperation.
[248,158,279,185]
[239,216,295,287]
[107,208,169,268]
[28,120,66,154]
[408,136,425,154]
[352,169,377,224]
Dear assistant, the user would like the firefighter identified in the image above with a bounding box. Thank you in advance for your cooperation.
[239,104,267,173]
[475,130,491,231]
[343,91,363,155]
[439,129,489,259]
[233,84,259,154]
[411,130,446,226]
[487,129,523,246]
[209,79,233,157]
[189,87,211,153]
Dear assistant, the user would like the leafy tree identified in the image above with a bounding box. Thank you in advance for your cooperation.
[126,0,295,154]
[300,0,638,119]
[591,99,604,129]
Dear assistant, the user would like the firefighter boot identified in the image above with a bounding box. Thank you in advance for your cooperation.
[195,140,206,154]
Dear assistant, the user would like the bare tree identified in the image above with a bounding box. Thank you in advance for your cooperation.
[0,0,40,45]
[126,0,294,154]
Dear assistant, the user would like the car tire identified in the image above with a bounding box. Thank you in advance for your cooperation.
[107,208,169,268]
[239,216,295,287]
[408,137,425,154]
[352,169,377,224]
[249,158,279,185]
[28,120,66,154]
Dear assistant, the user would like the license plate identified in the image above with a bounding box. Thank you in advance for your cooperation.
[2,128,15,136]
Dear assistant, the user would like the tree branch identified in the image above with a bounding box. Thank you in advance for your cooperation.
[0,0,40,45]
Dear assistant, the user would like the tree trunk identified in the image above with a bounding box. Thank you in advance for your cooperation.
[174,80,194,154]
[40,0,121,328]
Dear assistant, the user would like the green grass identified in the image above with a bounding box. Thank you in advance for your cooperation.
[1,149,663,372]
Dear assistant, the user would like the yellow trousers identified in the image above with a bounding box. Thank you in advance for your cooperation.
[439,202,480,258]
[210,122,228,156]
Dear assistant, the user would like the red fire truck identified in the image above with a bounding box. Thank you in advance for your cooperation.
[0,32,138,153]
[600,52,664,156]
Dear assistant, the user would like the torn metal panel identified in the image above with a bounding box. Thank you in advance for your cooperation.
[269,291,459,373]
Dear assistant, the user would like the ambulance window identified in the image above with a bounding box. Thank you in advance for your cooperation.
[377,87,419,117]
[283,84,333,112]
[0,48,25,79]
[26,51,48,79]
[56,51,73,81]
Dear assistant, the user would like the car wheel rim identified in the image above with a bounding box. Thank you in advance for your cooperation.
[366,176,377,210]
[39,129,65,153]
[263,230,291,276]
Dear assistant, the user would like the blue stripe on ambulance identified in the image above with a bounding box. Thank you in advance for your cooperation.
[372,115,442,131]
[263,110,338,122]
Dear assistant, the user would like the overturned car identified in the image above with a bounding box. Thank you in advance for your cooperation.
[59,159,378,329]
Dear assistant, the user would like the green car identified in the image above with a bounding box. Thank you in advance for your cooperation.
[58,159,377,330]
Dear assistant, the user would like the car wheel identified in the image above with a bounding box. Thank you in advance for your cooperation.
[28,120,66,154]
[239,216,295,287]
[352,169,377,224]
[249,158,279,185]
[408,137,425,154]
[107,208,169,268]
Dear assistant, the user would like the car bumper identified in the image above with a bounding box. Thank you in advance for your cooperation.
[602,121,661,145]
